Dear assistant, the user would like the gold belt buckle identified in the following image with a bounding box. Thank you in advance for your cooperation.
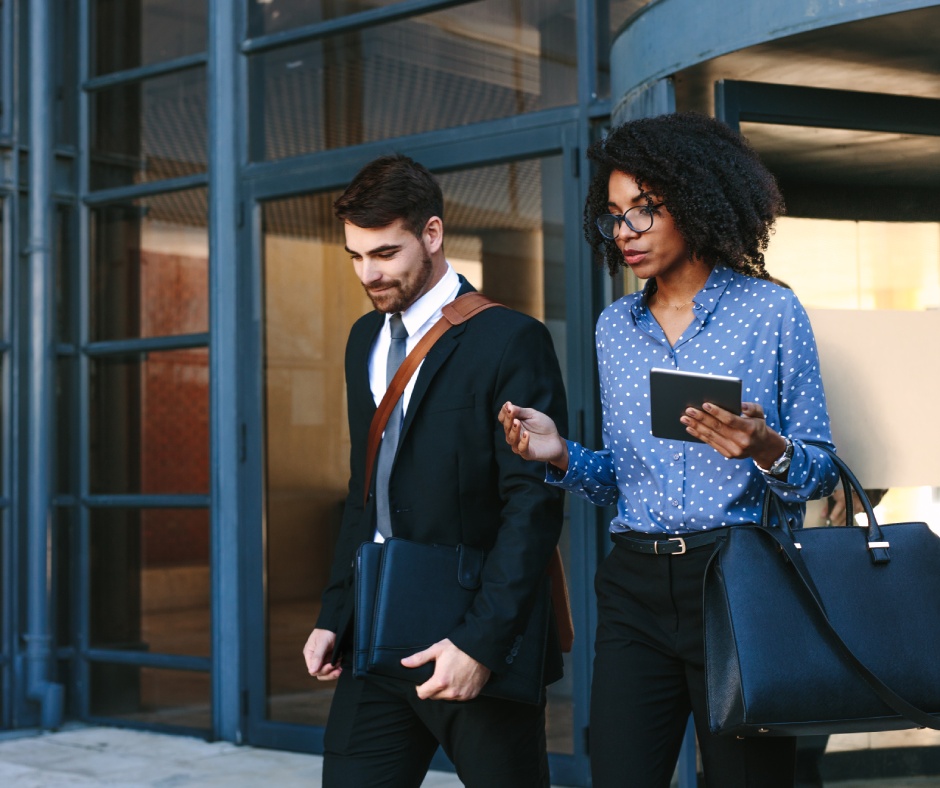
[654,537,687,556]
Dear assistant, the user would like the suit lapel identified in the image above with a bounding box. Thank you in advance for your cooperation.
[399,279,476,442]
[350,312,384,421]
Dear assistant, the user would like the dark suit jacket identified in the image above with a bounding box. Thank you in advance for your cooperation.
[316,278,568,681]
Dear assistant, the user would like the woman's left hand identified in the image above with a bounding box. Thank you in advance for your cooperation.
[681,401,786,468]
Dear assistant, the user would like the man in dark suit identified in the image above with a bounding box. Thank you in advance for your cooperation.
[302,154,568,787]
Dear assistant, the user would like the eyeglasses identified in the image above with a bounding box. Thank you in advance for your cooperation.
[595,203,664,239]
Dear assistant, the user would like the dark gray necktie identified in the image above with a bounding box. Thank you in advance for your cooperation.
[375,313,408,539]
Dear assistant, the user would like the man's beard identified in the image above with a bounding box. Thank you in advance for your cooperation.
[365,253,434,314]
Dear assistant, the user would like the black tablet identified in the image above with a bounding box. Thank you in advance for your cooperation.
[649,368,742,443]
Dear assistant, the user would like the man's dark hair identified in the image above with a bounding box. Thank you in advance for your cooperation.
[334,153,444,238]
[584,112,784,279]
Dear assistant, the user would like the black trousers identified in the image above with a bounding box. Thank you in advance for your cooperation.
[590,539,796,788]
[323,668,550,788]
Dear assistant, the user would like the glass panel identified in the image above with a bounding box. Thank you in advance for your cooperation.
[89,349,209,495]
[260,155,574,751]
[54,0,78,147]
[90,663,211,729]
[249,0,577,160]
[55,204,75,344]
[90,189,208,342]
[55,357,77,496]
[54,507,75,646]
[90,508,210,657]
[248,0,402,37]
[90,68,207,191]
[91,0,208,75]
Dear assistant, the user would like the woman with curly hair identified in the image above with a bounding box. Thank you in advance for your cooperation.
[500,112,839,787]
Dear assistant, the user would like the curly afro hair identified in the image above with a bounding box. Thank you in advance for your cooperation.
[584,112,784,280]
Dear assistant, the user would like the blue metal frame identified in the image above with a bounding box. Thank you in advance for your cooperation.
[208,0,244,744]
[242,0,472,54]
[75,0,93,726]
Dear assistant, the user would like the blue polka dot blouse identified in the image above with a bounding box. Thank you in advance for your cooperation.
[548,264,840,534]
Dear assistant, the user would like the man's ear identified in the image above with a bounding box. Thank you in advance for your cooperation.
[423,216,443,254]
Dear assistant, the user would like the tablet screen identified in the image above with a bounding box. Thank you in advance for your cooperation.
[649,368,742,443]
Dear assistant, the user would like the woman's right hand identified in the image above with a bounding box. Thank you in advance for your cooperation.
[499,402,569,471]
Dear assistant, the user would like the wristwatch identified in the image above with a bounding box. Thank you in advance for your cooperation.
[758,438,793,476]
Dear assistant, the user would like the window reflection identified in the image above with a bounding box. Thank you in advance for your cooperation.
[89,349,209,495]
[90,508,210,657]
[90,189,208,342]
[247,0,401,37]
[90,68,207,191]
[249,0,577,159]
[91,0,208,75]
[90,663,211,730]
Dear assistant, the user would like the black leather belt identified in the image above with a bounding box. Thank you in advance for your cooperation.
[611,527,730,556]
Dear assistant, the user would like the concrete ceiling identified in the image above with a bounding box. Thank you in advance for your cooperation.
[674,5,940,221]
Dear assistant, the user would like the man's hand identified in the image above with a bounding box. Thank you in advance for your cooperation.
[680,401,787,470]
[400,638,491,701]
[499,401,568,470]
[303,628,342,681]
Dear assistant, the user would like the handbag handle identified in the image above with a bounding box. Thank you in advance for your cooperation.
[761,440,888,561]
[757,442,939,730]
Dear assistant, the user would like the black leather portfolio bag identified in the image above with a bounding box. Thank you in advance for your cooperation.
[354,537,549,705]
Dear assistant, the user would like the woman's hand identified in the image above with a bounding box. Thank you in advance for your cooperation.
[499,401,569,471]
[681,401,787,470]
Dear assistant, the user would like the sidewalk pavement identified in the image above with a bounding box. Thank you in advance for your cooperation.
[0,725,936,787]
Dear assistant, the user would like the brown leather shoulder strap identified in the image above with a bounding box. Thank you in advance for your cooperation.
[363,293,500,504]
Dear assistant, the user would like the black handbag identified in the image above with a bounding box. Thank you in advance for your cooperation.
[354,537,549,705]
[704,443,940,737]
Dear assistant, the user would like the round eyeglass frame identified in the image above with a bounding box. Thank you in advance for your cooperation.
[595,203,664,239]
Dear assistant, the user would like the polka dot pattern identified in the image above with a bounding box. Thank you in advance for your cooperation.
[547,265,839,534]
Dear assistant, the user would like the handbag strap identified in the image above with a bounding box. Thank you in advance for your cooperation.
[363,292,500,503]
[760,439,938,729]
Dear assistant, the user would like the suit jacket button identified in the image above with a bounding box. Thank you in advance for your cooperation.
[505,655,514,665]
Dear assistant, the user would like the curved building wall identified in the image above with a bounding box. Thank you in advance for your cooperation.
[610,0,937,121]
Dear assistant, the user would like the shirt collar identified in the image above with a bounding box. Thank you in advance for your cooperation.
[631,263,734,321]
[393,263,459,336]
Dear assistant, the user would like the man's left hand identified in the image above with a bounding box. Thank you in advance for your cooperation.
[401,638,491,701]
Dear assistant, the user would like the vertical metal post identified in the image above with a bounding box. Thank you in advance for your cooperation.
[24,0,64,729]
[208,0,243,742]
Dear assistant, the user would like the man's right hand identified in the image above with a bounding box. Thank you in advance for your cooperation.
[303,628,342,680]
[499,401,569,471]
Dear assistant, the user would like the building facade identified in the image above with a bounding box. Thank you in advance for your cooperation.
[0,1,937,784]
